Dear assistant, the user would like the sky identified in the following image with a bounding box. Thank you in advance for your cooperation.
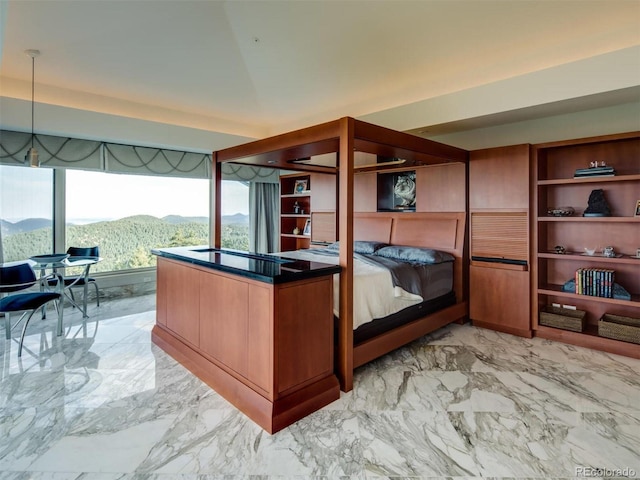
[0,165,249,223]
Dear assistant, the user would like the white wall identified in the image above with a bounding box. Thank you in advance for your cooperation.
[0,97,253,153]
[426,101,640,151]
[2,46,638,154]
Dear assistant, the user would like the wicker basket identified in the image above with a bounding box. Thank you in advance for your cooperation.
[598,314,640,345]
[539,305,586,332]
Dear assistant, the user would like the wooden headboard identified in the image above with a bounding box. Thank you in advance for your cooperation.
[353,212,467,301]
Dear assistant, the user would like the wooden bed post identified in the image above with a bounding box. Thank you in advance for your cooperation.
[338,117,355,392]
[211,151,222,249]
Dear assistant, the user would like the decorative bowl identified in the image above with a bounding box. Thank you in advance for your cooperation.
[547,206,575,217]
[29,253,70,264]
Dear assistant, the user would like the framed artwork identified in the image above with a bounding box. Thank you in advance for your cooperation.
[294,179,308,194]
[635,199,640,217]
[303,219,311,235]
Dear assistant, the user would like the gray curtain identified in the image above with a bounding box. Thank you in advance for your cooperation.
[249,182,279,254]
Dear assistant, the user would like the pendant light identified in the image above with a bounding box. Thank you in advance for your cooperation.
[24,49,40,168]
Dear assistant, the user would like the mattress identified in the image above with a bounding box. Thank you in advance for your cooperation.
[277,248,454,330]
[352,290,456,344]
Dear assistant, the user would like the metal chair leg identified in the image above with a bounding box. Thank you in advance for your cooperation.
[92,282,100,307]
[4,313,10,339]
[55,299,63,336]
[18,309,39,357]
[83,282,88,317]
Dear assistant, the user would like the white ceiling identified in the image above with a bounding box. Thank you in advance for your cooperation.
[1,0,639,143]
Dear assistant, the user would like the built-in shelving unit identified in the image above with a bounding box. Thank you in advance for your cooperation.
[533,131,640,358]
[280,173,312,251]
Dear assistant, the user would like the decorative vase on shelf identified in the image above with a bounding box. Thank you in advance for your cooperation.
[293,227,300,235]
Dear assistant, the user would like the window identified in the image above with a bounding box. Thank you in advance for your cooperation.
[0,165,54,263]
[220,180,249,251]
[0,166,252,273]
[65,170,209,272]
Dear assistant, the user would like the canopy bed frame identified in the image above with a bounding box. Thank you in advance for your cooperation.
[213,117,468,391]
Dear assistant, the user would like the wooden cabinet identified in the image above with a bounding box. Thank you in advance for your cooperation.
[469,145,531,209]
[280,172,336,250]
[153,256,340,433]
[156,256,200,347]
[354,173,377,212]
[469,144,532,336]
[417,163,466,212]
[470,262,531,336]
[533,132,640,358]
[353,164,466,214]
[199,270,271,392]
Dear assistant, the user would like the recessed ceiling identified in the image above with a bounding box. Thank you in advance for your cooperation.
[1,0,639,140]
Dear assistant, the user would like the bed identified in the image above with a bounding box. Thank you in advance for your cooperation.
[333,211,466,370]
[279,243,455,332]
[213,117,469,391]
[278,214,461,326]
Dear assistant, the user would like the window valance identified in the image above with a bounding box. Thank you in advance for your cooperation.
[104,143,209,179]
[221,162,279,184]
[0,130,102,170]
[0,130,211,179]
[0,130,282,182]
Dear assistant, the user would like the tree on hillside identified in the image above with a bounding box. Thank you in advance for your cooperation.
[169,228,207,247]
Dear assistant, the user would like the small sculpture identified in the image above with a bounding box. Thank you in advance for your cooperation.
[583,189,611,217]
[589,161,607,168]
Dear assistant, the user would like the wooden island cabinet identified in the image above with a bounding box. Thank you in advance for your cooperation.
[152,247,341,433]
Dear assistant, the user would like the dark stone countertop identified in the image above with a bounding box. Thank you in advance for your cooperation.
[151,246,341,284]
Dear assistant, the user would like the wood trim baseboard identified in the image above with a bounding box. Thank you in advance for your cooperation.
[152,325,340,434]
[471,320,533,338]
[353,301,468,368]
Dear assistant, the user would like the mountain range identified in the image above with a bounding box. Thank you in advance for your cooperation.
[0,213,248,236]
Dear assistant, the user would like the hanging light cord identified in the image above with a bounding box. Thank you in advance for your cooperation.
[30,53,35,149]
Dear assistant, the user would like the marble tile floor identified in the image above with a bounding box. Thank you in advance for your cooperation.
[1,294,639,479]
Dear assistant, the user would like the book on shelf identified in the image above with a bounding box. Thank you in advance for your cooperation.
[575,268,614,298]
[574,166,616,178]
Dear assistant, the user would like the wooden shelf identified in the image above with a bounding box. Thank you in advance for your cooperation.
[281,214,311,218]
[281,192,311,198]
[538,252,640,265]
[281,234,310,239]
[538,216,639,222]
[538,285,640,307]
[534,324,640,359]
[538,173,640,185]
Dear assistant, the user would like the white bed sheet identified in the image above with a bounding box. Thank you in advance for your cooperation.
[276,249,423,330]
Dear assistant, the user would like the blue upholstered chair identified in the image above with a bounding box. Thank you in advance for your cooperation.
[0,262,61,357]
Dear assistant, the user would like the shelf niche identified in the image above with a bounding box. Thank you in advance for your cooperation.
[376,170,416,212]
